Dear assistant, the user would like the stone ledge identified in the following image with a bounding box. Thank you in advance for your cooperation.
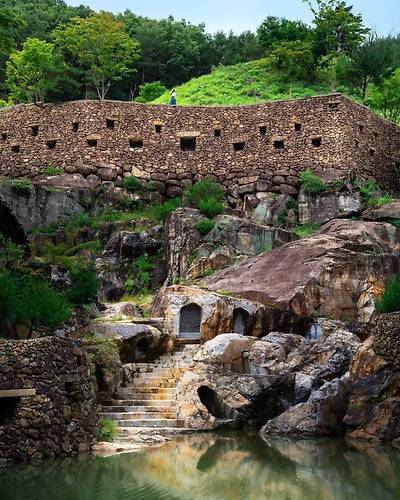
[0,389,36,398]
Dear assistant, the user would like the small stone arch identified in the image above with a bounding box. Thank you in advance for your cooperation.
[232,308,252,336]
[179,303,202,338]
[0,198,27,245]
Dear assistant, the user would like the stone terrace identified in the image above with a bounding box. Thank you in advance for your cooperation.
[0,94,399,196]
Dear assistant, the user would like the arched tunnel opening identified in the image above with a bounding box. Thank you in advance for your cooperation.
[0,200,27,245]
[197,386,233,419]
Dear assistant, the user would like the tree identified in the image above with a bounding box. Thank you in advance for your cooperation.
[304,0,369,57]
[343,36,400,100]
[257,16,311,49]
[53,13,140,99]
[5,37,66,102]
[135,81,167,102]
[368,69,400,124]
[0,272,71,338]
[267,40,315,81]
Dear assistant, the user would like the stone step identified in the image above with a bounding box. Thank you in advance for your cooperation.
[108,399,177,407]
[119,387,177,395]
[113,419,185,428]
[99,411,177,420]
[101,404,177,412]
[117,427,189,438]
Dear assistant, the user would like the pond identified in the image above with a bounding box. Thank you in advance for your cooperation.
[1,432,400,500]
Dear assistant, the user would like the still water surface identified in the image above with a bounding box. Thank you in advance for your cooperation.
[1,432,400,500]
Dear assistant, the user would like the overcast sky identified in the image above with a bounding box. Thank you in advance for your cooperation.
[66,0,399,35]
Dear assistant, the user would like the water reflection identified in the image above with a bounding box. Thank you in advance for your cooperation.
[1,433,400,500]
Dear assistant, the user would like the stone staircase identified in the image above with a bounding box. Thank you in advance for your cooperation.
[100,343,199,441]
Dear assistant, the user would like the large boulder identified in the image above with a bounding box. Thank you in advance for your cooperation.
[102,228,162,261]
[206,219,400,323]
[260,375,350,437]
[362,200,400,221]
[344,336,400,442]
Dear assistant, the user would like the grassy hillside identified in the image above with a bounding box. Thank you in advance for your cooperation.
[152,58,353,106]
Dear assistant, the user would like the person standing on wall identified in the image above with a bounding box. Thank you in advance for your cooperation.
[169,89,177,106]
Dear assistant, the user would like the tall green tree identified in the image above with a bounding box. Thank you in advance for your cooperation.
[53,13,140,99]
[6,37,67,102]
[257,16,311,49]
[343,36,400,100]
[368,69,400,123]
[305,0,369,56]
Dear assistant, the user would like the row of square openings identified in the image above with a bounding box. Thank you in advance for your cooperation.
[5,135,323,153]
[2,120,307,140]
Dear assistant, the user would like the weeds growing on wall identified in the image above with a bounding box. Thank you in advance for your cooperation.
[9,177,32,195]
[42,165,62,176]
[196,219,215,236]
[98,417,118,442]
[299,170,326,195]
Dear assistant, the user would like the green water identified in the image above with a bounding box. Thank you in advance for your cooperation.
[1,432,400,500]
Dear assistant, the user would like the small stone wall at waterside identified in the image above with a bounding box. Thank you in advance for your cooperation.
[0,337,98,465]
[373,313,400,368]
[0,94,399,197]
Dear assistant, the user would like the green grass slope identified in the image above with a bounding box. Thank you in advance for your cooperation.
[152,58,351,106]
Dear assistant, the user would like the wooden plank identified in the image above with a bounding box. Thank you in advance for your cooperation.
[0,389,36,398]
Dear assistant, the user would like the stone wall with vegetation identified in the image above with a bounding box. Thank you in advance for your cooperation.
[0,94,398,196]
[0,337,97,465]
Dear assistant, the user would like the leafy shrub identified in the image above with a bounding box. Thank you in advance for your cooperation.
[0,271,71,337]
[43,165,62,176]
[124,254,152,295]
[196,219,215,235]
[198,198,224,218]
[293,223,320,238]
[356,178,381,205]
[10,178,32,195]
[185,178,224,206]
[65,264,99,305]
[153,198,181,221]
[135,81,167,103]
[123,176,143,193]
[0,235,24,270]
[98,417,118,442]
[368,193,393,208]
[376,275,400,314]
[299,170,326,195]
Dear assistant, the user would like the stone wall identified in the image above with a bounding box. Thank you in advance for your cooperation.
[1,94,399,197]
[373,312,400,368]
[0,337,97,465]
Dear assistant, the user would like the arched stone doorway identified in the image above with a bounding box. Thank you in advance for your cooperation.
[232,308,251,336]
[0,199,26,245]
[179,303,202,339]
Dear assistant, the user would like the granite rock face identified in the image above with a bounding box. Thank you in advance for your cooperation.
[344,336,400,442]
[261,375,350,436]
[298,189,361,225]
[164,208,296,283]
[362,200,400,221]
[0,337,97,465]
[206,219,400,322]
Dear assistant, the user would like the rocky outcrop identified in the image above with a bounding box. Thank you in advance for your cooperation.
[344,336,400,442]
[298,189,361,225]
[206,219,400,322]
[0,337,97,465]
[0,181,84,232]
[244,192,297,226]
[165,208,296,282]
[152,285,311,341]
[362,200,400,221]
[261,375,350,436]
[176,330,360,431]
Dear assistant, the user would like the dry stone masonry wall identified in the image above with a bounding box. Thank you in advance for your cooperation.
[0,337,97,465]
[0,94,399,196]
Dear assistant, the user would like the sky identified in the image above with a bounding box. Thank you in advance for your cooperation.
[66,0,400,35]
